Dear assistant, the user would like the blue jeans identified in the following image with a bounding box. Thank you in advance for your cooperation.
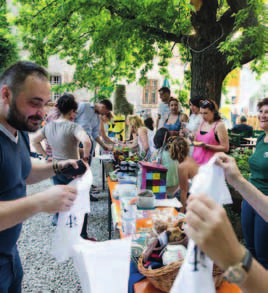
[0,249,23,293]
[241,200,268,269]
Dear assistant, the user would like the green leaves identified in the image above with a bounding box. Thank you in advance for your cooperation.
[0,2,18,74]
[12,0,267,96]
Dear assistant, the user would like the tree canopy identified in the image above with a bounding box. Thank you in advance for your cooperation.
[14,0,267,104]
[0,0,18,74]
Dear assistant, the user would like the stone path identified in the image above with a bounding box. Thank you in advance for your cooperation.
[19,158,119,292]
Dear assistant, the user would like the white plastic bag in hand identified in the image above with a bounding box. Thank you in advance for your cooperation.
[170,157,232,293]
[190,156,232,205]
[52,169,93,261]
[171,239,215,293]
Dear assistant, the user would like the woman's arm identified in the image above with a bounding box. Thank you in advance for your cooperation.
[31,129,47,158]
[185,193,268,293]
[74,126,92,161]
[99,119,115,145]
[177,163,189,213]
[205,122,229,152]
[138,127,149,153]
[215,153,268,222]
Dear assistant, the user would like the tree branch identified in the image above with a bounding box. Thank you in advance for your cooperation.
[141,25,185,43]
[33,0,58,18]
[106,5,186,44]
[226,0,248,13]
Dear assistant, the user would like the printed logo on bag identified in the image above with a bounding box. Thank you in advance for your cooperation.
[189,245,207,272]
[66,215,78,228]
[264,152,268,158]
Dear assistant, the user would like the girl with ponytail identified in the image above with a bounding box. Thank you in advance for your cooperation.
[168,137,198,213]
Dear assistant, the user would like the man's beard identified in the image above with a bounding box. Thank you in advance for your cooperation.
[6,99,42,132]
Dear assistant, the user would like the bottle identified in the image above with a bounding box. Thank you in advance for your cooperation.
[137,165,143,192]
[121,204,136,238]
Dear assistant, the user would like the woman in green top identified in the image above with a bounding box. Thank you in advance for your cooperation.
[241,97,268,269]
[151,128,179,197]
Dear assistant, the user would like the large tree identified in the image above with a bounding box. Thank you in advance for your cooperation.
[14,0,267,105]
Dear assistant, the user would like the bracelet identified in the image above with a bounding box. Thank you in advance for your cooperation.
[53,160,60,175]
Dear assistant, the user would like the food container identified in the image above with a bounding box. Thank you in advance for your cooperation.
[137,190,155,209]
[162,244,186,266]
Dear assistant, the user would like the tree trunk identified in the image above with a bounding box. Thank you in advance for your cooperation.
[190,45,229,107]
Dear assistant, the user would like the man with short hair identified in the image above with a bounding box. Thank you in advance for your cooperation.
[75,98,113,202]
[75,98,113,153]
[0,61,78,292]
[232,116,253,136]
[156,87,171,129]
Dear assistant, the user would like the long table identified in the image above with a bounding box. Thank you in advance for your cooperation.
[107,178,242,293]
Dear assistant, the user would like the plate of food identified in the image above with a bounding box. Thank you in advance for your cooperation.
[192,141,203,147]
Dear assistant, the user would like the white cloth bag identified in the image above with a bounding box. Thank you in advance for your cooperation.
[170,157,232,293]
[72,238,131,293]
[52,169,93,261]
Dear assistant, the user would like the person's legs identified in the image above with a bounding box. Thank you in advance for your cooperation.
[241,200,256,257]
[254,211,268,269]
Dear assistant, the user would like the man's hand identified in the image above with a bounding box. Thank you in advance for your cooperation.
[105,145,114,151]
[185,193,244,271]
[57,159,79,172]
[37,185,77,214]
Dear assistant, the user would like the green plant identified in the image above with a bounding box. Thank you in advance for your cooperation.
[230,149,252,180]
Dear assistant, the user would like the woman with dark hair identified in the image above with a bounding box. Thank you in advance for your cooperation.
[192,99,229,165]
[163,97,181,136]
[186,96,202,136]
[240,97,268,269]
[169,137,198,212]
[32,93,91,184]
[151,128,179,196]
[144,116,154,131]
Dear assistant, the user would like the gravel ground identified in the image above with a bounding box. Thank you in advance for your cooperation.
[19,158,119,292]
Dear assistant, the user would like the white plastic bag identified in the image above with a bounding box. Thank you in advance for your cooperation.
[52,169,93,261]
[170,157,232,293]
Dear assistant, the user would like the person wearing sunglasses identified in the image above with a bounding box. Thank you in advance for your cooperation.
[192,99,229,165]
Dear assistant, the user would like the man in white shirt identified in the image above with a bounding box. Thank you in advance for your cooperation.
[156,87,171,129]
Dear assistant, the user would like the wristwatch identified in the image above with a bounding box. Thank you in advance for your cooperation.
[223,249,252,284]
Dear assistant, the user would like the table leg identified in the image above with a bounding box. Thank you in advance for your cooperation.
[108,188,112,240]
[102,160,105,191]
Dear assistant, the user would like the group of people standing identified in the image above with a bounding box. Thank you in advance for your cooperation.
[1,60,268,293]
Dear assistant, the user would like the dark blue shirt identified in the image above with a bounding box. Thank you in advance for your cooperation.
[0,130,31,264]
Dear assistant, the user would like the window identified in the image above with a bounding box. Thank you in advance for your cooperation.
[142,79,158,105]
[50,74,62,101]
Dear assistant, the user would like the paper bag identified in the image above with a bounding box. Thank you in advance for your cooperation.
[52,169,93,261]
[170,157,232,293]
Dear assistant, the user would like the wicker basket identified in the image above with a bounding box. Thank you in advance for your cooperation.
[138,257,224,292]
[138,257,183,292]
